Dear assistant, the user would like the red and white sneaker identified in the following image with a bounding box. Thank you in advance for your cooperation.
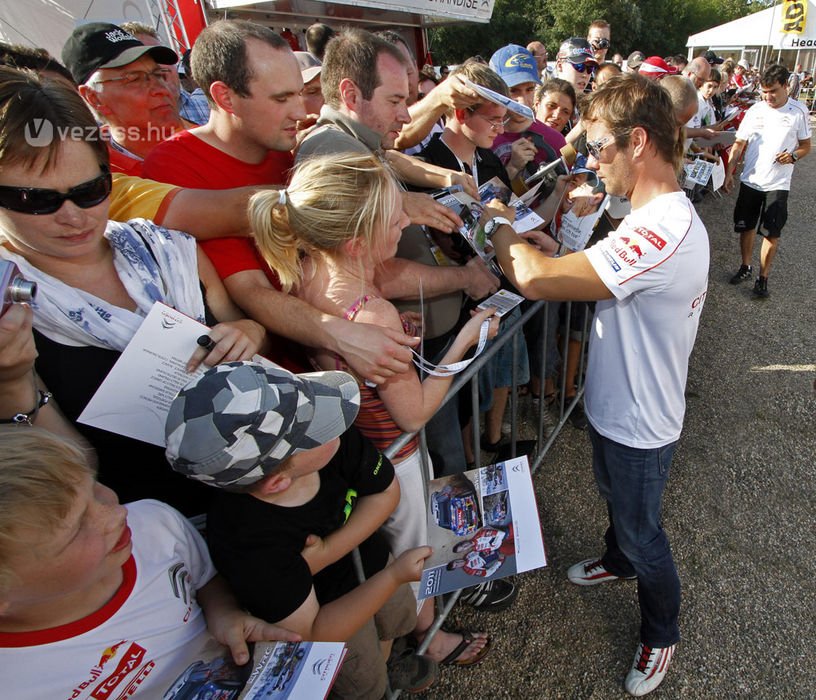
[624,642,676,696]
[567,558,636,586]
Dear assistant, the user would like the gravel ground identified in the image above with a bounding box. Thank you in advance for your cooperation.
[415,132,816,699]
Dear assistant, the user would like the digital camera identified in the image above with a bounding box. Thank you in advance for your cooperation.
[0,260,37,317]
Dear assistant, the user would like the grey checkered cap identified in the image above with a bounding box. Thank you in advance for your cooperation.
[165,361,360,491]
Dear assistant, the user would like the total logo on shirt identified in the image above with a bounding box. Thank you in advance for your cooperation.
[70,641,153,699]
[631,226,666,251]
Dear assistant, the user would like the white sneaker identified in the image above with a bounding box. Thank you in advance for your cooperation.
[624,642,676,696]
[567,558,636,586]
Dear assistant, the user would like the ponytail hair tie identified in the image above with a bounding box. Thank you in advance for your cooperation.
[278,189,287,206]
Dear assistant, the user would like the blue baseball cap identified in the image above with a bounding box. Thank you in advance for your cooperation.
[489,44,541,87]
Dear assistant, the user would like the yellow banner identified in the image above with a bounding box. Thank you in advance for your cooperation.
[781,0,808,34]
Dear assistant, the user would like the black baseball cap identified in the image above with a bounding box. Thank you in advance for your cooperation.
[557,38,598,65]
[62,22,178,85]
[704,50,724,65]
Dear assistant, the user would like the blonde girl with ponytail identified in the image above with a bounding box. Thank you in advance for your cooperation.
[251,151,496,664]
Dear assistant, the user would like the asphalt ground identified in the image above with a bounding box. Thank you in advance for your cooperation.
[416,132,816,699]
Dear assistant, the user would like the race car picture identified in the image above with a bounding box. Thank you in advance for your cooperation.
[430,480,482,536]
[163,656,248,700]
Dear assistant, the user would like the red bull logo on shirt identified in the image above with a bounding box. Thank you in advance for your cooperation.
[611,235,645,266]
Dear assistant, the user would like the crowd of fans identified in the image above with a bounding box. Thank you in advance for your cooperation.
[0,15,809,698]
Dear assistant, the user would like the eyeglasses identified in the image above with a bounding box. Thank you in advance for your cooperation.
[0,169,112,215]
[92,68,174,89]
[586,136,616,160]
[469,111,511,131]
[590,38,611,50]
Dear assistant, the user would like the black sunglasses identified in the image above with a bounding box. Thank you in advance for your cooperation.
[569,62,595,74]
[0,168,112,215]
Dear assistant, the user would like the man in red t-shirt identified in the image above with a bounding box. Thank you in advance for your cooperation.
[143,20,415,382]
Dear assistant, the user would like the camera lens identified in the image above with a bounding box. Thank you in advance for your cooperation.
[8,277,37,304]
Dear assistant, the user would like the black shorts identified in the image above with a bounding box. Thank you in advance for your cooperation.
[733,183,789,238]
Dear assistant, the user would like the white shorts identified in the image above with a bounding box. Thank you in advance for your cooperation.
[379,447,431,608]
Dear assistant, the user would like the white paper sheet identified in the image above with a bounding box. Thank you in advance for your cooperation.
[79,302,274,447]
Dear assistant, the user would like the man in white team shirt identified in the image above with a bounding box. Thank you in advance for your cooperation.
[724,63,811,298]
[485,73,709,697]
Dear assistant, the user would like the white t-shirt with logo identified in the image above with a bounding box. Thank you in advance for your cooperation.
[583,191,709,449]
[0,500,216,699]
[737,97,811,191]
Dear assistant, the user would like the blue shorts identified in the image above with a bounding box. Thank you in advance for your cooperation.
[478,306,530,411]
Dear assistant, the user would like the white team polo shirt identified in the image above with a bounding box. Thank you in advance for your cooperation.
[737,97,811,192]
[584,192,710,449]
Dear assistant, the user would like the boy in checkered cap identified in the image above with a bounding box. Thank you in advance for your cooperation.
[165,361,437,697]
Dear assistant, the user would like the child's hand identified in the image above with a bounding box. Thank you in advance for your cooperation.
[186,319,266,372]
[199,575,301,666]
[213,609,303,666]
[390,546,433,583]
[301,533,329,574]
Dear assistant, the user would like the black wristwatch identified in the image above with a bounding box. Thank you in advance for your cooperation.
[790,151,799,163]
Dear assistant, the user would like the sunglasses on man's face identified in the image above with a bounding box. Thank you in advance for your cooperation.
[0,169,112,215]
[569,62,595,74]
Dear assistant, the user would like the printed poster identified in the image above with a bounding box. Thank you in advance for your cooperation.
[163,639,346,700]
[418,456,547,600]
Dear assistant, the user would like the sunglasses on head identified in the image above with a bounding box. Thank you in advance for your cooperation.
[569,61,595,73]
[0,168,112,215]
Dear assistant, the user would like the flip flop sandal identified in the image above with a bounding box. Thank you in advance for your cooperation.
[439,631,493,667]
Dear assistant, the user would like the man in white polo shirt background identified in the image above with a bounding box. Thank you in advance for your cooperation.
[724,63,811,298]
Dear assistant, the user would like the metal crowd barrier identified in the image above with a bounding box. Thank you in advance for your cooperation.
[367,299,591,699]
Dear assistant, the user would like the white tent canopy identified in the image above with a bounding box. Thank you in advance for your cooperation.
[687,0,816,51]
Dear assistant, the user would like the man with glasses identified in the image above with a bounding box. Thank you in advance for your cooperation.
[487,73,709,697]
[680,57,718,149]
[62,23,188,176]
[683,55,711,90]
[587,20,611,64]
